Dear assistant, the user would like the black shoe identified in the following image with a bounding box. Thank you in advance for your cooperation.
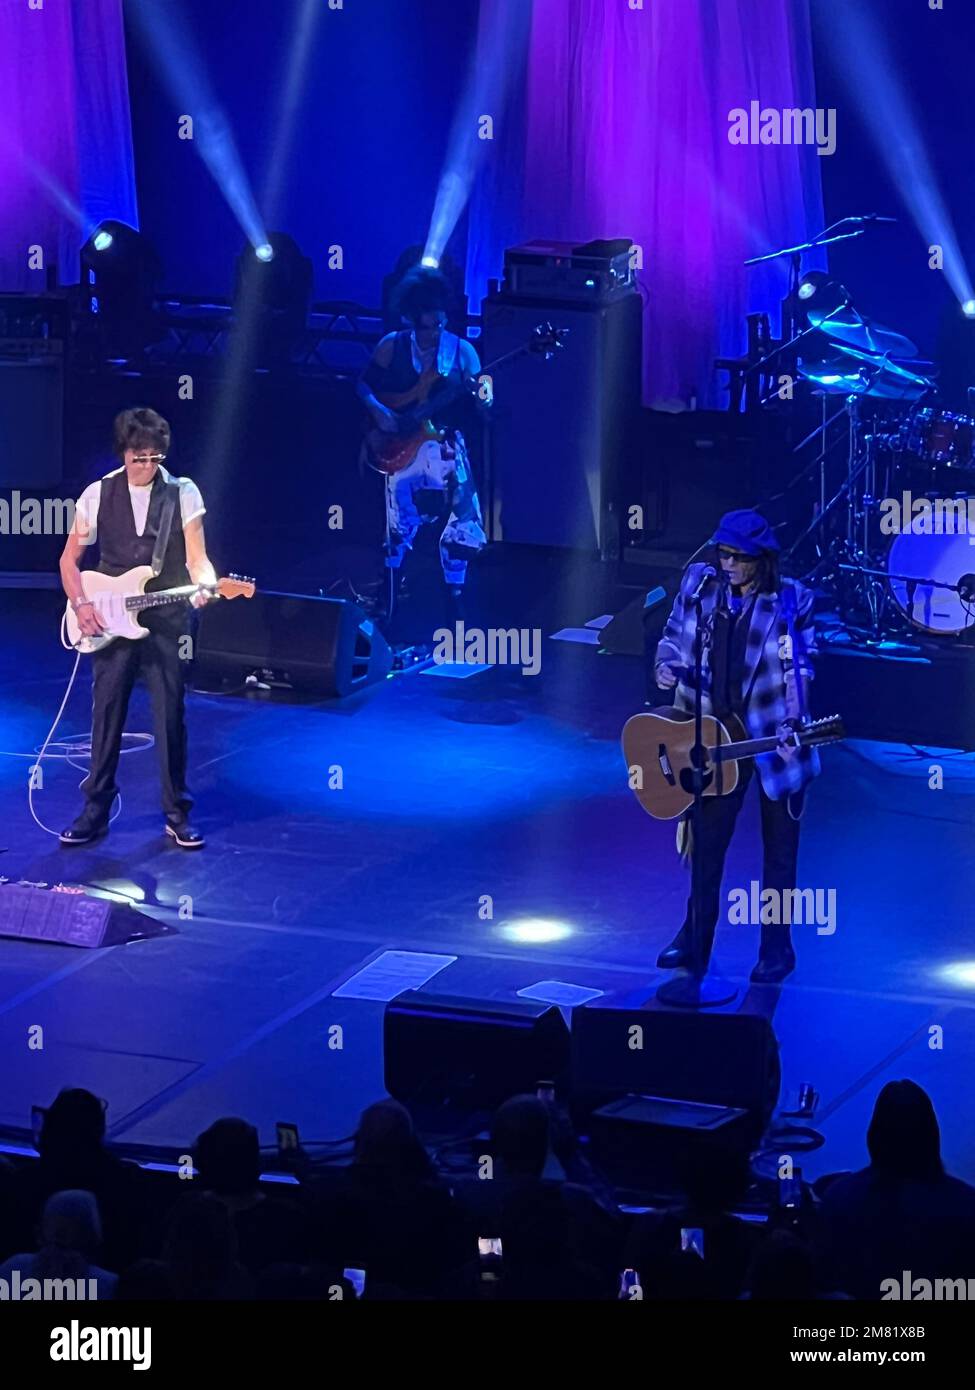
[657,933,691,970]
[750,950,796,985]
[165,821,205,850]
[59,817,109,846]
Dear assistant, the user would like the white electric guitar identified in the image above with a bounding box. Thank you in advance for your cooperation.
[63,566,256,654]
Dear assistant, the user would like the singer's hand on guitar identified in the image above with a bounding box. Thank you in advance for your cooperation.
[75,602,105,639]
[190,588,212,609]
[655,663,679,690]
[776,721,801,760]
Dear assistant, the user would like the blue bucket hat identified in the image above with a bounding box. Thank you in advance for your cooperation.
[711,508,780,555]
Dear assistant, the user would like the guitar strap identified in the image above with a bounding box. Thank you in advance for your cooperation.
[780,581,811,822]
[779,582,809,723]
[150,486,179,578]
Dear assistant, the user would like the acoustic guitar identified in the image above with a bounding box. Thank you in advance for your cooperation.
[365,323,567,475]
[622,708,845,820]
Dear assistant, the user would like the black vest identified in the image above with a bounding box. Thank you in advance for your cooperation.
[96,470,189,634]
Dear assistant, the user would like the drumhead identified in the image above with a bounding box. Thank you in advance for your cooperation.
[888,524,975,634]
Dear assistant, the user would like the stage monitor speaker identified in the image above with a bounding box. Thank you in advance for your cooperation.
[571,1004,780,1144]
[384,992,571,1118]
[194,591,392,697]
[0,884,167,948]
[480,289,643,556]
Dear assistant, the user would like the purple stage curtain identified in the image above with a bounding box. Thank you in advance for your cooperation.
[0,0,137,292]
[467,0,825,406]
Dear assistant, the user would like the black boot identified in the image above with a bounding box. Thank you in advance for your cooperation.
[750,928,796,984]
[657,928,692,969]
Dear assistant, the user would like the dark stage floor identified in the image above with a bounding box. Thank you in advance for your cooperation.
[2,552,974,1187]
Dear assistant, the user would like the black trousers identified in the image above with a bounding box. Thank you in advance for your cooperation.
[81,627,191,823]
[679,761,800,968]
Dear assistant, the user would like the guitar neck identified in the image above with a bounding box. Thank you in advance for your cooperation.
[712,735,781,763]
[125,584,202,613]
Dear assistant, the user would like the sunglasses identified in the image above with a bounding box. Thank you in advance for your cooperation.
[717,547,757,563]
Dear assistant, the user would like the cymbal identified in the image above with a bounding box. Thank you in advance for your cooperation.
[808,305,918,359]
[799,344,934,400]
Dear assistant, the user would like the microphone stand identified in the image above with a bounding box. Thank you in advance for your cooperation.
[657,574,737,1009]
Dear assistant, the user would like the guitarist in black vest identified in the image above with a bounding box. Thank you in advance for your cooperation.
[58,409,216,849]
[357,266,487,619]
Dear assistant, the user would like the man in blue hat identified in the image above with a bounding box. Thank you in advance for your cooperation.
[653,509,820,983]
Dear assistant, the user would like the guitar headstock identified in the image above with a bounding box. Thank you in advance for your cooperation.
[530,322,570,359]
[801,714,846,747]
[216,574,256,601]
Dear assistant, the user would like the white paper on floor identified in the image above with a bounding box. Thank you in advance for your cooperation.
[516,980,605,1007]
[420,663,491,678]
[332,950,457,1001]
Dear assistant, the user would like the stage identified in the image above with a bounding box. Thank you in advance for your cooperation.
[2,555,974,1187]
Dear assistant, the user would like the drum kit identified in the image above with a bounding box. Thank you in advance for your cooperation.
[780,274,975,644]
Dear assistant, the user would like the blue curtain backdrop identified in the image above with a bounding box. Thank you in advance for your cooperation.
[0,0,138,292]
[466,0,826,407]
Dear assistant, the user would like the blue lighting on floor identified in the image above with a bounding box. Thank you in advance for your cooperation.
[499,918,574,944]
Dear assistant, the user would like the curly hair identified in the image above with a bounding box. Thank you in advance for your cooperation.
[113,407,171,460]
[391,266,451,325]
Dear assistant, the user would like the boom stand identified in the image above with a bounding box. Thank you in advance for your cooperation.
[656,586,738,1008]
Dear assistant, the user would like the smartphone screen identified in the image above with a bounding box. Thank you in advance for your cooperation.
[619,1268,642,1297]
[343,1268,366,1298]
[680,1227,705,1258]
[276,1121,299,1154]
[478,1236,502,1258]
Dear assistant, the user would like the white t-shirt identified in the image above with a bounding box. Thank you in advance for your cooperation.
[73,465,205,546]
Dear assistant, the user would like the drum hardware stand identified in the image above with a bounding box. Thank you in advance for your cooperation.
[838,564,975,641]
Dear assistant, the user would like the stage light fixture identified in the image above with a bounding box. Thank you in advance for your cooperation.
[421,255,440,269]
[79,220,163,357]
[233,231,312,364]
[962,300,975,320]
[797,270,833,303]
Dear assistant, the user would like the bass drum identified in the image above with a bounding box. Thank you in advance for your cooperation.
[888,525,975,635]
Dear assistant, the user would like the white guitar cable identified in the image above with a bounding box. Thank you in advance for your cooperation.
[0,647,154,838]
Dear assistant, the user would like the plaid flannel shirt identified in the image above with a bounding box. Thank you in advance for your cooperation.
[654,563,821,801]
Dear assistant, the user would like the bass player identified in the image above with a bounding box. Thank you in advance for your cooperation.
[357,266,488,619]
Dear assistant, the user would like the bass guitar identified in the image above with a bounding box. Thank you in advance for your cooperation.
[63,567,255,654]
[364,322,567,475]
[622,708,845,820]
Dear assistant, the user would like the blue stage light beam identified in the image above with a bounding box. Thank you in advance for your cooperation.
[422,0,532,272]
[259,0,323,226]
[126,0,268,253]
[826,5,973,310]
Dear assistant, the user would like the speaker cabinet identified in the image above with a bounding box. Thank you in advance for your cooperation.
[571,1004,780,1143]
[480,291,642,555]
[384,992,571,1118]
[194,591,392,697]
